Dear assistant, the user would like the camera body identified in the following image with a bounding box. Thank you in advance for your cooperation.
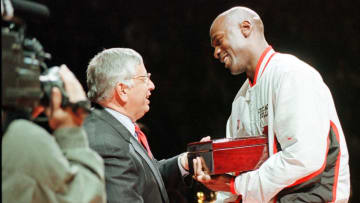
[2,26,68,113]
[1,0,69,114]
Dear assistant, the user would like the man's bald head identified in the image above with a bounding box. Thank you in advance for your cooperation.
[211,6,264,36]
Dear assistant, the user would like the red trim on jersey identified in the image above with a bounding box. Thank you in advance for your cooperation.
[230,176,242,202]
[249,46,273,87]
[330,121,341,202]
[230,176,237,194]
[260,52,277,77]
[273,134,278,154]
[287,134,330,188]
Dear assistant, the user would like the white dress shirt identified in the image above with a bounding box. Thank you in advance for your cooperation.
[104,108,136,138]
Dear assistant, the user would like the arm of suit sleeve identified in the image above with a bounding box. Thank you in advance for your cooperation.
[158,155,184,189]
[2,120,106,203]
[157,155,192,202]
[233,70,330,202]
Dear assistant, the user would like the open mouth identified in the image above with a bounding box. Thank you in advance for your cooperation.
[220,52,230,65]
[221,55,230,67]
[220,53,227,63]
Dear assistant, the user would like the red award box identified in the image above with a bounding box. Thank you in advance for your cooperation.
[187,136,269,175]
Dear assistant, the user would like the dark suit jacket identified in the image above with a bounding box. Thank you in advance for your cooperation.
[84,108,183,203]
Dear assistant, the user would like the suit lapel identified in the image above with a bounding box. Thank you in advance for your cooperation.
[129,138,169,202]
[93,109,169,202]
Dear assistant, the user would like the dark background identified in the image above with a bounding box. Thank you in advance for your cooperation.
[23,0,359,202]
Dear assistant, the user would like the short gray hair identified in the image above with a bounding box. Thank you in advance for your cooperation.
[86,48,143,102]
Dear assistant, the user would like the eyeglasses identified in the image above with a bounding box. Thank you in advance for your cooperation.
[132,73,151,84]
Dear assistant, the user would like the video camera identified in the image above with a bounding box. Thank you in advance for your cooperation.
[1,0,69,114]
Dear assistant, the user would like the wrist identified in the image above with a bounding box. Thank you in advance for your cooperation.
[180,152,189,171]
[230,176,237,194]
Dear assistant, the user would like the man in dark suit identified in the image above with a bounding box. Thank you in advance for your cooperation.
[83,48,189,203]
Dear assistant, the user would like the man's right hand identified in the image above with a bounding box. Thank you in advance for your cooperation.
[45,65,88,130]
[193,156,235,192]
[200,136,211,142]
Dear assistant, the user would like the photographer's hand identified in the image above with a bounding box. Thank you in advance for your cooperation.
[58,64,87,103]
[45,65,88,130]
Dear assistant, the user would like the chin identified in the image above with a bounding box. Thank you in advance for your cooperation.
[229,68,242,75]
[229,64,245,75]
[144,105,150,113]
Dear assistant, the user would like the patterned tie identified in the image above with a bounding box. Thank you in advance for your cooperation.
[134,124,153,159]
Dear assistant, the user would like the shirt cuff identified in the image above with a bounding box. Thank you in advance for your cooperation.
[230,176,237,195]
[177,153,190,177]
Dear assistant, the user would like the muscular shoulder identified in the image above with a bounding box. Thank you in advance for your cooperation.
[268,53,324,89]
[271,53,322,78]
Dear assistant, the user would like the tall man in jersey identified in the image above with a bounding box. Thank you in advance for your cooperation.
[193,6,350,203]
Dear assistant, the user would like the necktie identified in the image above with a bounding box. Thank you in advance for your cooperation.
[134,124,153,159]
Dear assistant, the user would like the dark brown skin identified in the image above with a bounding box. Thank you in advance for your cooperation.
[209,6,269,83]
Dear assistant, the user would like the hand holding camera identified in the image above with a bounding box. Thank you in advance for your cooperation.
[40,65,89,130]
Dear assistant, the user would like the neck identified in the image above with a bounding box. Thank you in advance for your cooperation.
[99,101,136,122]
[246,40,269,82]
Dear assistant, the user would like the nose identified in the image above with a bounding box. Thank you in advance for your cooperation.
[148,78,155,91]
[213,46,221,59]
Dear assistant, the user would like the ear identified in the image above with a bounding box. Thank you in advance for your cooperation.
[239,20,252,38]
[114,83,129,103]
